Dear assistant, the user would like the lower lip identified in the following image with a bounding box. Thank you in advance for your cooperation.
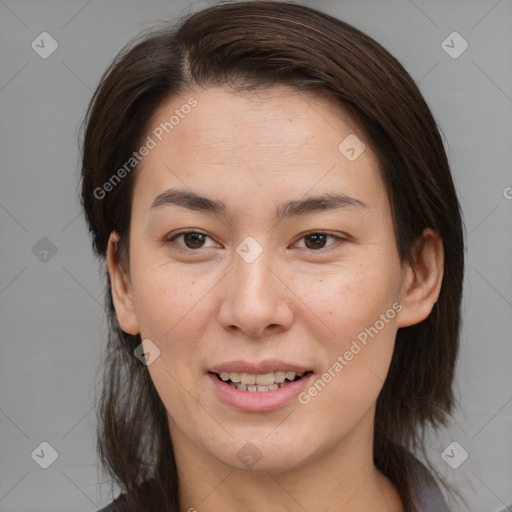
[208,372,313,412]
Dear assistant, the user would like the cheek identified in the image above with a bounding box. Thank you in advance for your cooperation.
[130,259,217,341]
[129,261,216,397]
[295,259,400,402]
[133,269,209,421]
[295,256,400,335]
[299,317,398,432]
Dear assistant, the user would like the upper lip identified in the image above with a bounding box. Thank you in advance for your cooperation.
[209,360,312,375]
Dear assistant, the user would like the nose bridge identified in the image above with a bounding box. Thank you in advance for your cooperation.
[218,238,292,336]
[235,246,273,298]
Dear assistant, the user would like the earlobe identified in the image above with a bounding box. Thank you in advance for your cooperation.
[106,232,140,335]
[396,228,444,329]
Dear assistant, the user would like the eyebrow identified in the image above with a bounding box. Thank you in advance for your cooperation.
[150,188,367,220]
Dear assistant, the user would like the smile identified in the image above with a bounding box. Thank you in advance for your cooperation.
[215,370,307,392]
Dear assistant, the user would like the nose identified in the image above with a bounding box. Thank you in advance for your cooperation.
[217,247,294,338]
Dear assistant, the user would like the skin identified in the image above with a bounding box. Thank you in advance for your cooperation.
[107,85,444,512]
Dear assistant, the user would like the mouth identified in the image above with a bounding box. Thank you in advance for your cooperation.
[207,360,314,411]
[212,370,312,392]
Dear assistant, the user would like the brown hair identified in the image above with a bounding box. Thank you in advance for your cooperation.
[80,2,465,510]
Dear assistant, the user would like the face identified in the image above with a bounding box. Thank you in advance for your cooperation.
[108,85,440,474]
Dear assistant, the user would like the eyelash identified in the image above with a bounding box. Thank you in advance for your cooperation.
[165,230,346,254]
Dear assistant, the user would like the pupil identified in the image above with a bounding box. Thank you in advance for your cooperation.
[185,233,204,249]
[305,233,326,249]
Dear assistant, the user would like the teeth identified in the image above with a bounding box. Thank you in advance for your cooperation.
[237,370,301,385]
[240,373,256,385]
[218,370,305,390]
[227,381,292,392]
[256,372,275,385]
[274,371,286,383]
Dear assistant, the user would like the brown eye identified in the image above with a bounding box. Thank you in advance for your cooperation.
[166,231,217,252]
[296,232,343,251]
[182,232,206,249]
[304,233,328,249]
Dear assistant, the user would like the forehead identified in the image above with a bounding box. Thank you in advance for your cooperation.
[149,85,362,152]
[133,85,387,218]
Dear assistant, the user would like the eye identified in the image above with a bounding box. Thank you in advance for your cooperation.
[166,230,218,251]
[294,232,344,251]
[165,230,346,253]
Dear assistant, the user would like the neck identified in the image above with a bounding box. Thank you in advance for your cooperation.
[171,408,404,512]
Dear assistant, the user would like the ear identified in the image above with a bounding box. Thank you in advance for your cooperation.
[106,232,140,335]
[396,228,444,328]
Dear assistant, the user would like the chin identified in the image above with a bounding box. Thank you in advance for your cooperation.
[227,450,309,474]
[207,431,318,474]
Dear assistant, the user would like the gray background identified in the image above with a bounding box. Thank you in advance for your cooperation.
[0,0,511,511]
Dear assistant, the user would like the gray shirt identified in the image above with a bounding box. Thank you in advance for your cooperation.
[411,460,451,512]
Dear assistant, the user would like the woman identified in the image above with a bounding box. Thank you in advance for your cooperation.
[81,1,465,511]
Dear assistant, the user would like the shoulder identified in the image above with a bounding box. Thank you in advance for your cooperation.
[408,455,451,512]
